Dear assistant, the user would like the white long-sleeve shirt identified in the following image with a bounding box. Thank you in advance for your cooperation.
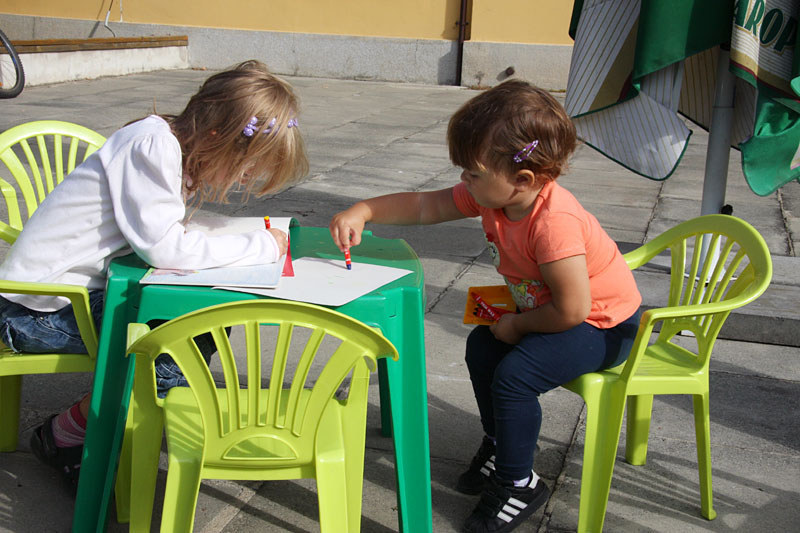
[0,115,282,311]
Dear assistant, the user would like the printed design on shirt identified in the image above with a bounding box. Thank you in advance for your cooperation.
[484,232,501,269]
[485,231,542,311]
[507,279,542,312]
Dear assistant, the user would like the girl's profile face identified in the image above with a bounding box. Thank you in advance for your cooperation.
[459,166,518,210]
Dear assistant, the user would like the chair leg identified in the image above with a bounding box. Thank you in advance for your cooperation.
[625,394,654,466]
[128,403,165,532]
[114,400,135,523]
[316,405,353,532]
[160,457,203,533]
[341,442,367,532]
[316,446,350,532]
[692,393,717,520]
[0,375,22,451]
[341,376,369,532]
[576,386,626,533]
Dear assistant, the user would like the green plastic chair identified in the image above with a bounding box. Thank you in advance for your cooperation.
[0,120,105,451]
[118,299,399,532]
[563,214,773,532]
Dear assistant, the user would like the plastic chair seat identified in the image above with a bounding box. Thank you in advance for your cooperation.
[631,343,706,376]
[0,345,95,374]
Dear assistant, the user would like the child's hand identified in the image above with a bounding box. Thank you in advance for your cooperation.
[490,313,523,345]
[267,228,289,256]
[329,205,369,252]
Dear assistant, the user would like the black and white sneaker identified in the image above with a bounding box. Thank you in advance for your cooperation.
[462,472,549,533]
[456,435,496,495]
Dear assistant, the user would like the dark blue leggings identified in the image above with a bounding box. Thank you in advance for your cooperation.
[465,310,640,481]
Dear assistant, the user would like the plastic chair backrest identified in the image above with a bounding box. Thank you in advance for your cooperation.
[127,299,399,469]
[0,120,105,243]
[619,214,772,382]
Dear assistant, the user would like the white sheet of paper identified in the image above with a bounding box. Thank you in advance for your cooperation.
[185,215,292,236]
[218,256,413,306]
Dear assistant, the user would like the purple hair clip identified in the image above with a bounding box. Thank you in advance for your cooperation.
[513,140,539,163]
[243,116,297,138]
[260,118,278,135]
[242,116,259,137]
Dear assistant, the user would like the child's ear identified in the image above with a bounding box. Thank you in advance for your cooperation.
[514,169,538,190]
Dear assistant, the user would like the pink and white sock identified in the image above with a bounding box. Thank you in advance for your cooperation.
[51,402,87,448]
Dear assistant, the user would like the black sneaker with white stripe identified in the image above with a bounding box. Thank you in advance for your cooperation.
[462,472,549,533]
[456,436,496,495]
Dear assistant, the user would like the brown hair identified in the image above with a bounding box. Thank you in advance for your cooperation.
[167,60,308,206]
[447,79,577,181]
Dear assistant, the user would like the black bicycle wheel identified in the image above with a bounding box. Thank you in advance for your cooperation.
[0,29,24,98]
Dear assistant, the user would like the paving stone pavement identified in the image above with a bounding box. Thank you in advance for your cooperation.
[0,69,797,532]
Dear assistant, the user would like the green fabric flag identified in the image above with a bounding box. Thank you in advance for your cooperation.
[731,0,800,195]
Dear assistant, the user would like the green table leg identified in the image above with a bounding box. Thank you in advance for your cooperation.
[343,287,432,533]
[72,276,138,532]
[384,288,432,533]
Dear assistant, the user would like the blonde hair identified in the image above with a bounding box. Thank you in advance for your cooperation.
[167,60,308,206]
[447,80,577,182]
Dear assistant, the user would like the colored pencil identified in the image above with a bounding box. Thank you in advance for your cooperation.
[344,248,352,270]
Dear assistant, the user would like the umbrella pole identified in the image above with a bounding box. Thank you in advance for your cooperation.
[699,47,736,274]
[700,46,736,217]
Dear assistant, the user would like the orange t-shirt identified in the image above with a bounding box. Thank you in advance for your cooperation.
[452,180,641,329]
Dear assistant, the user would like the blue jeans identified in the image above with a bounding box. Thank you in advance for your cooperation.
[0,293,216,398]
[465,310,640,481]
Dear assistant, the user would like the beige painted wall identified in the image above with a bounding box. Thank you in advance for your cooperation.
[470,0,574,45]
[1,0,574,44]
[1,0,460,39]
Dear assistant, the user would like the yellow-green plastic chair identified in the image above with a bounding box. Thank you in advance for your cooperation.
[0,120,105,451]
[0,120,106,243]
[119,299,399,532]
[563,214,773,532]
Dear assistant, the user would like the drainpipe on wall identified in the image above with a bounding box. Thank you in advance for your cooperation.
[455,0,470,86]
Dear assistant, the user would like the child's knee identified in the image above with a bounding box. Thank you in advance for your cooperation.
[491,362,519,395]
[0,322,17,351]
[491,357,547,400]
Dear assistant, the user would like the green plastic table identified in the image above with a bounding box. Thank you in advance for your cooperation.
[72,226,432,532]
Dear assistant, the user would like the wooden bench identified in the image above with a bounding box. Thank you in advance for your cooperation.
[10,36,187,54]
[7,36,189,87]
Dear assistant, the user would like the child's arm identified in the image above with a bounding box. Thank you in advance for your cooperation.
[490,254,592,345]
[329,188,464,251]
[109,134,284,269]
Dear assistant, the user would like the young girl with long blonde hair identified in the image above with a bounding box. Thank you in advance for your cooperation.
[0,60,308,488]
